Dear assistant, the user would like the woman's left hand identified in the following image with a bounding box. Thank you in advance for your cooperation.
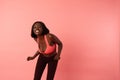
[54,54,60,60]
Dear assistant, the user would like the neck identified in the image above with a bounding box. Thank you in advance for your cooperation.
[37,35,44,39]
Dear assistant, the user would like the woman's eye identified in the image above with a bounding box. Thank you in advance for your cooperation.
[34,27,37,29]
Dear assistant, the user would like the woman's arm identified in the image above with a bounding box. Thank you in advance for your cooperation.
[49,33,63,60]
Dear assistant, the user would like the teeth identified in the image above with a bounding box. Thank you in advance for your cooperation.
[36,30,39,33]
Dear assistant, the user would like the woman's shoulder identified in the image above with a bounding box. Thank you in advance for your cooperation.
[47,33,55,37]
[46,33,57,40]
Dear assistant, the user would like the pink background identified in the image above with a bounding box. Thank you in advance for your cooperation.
[0,0,119,80]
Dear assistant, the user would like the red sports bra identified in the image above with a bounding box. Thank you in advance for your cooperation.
[37,35,56,54]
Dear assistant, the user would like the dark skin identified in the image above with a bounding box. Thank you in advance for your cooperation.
[27,24,63,61]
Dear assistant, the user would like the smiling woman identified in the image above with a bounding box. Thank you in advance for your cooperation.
[27,21,63,80]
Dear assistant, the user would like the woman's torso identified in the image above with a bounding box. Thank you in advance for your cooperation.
[37,34,56,55]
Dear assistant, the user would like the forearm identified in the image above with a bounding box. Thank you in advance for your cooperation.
[32,51,40,59]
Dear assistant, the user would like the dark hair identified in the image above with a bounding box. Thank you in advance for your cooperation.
[31,21,49,38]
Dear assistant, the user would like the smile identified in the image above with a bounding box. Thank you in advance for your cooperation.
[35,30,39,33]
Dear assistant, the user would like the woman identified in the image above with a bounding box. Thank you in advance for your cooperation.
[27,21,63,80]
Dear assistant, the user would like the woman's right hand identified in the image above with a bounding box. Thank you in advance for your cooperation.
[27,56,34,61]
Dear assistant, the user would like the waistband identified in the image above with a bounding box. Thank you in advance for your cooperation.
[40,52,57,57]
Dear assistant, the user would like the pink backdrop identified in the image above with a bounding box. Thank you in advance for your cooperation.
[0,0,119,80]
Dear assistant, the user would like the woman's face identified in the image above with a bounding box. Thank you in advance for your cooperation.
[33,23,43,36]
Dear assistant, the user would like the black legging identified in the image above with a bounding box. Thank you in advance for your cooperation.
[34,54,58,80]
